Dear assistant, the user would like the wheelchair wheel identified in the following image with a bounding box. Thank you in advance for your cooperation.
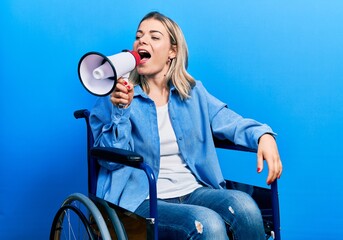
[50,193,111,240]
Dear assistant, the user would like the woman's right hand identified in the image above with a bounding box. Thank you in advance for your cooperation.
[110,78,134,108]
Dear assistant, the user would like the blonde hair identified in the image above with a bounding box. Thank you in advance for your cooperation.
[130,11,195,100]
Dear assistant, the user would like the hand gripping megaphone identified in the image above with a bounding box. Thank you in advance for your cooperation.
[78,50,141,96]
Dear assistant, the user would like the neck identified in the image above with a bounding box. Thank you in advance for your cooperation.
[147,78,169,107]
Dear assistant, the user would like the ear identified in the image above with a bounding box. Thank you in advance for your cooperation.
[168,44,177,59]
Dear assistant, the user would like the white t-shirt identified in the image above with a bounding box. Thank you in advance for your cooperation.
[156,104,202,199]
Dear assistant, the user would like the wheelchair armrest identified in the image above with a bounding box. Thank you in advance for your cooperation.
[90,146,158,237]
[213,137,257,153]
[74,109,90,119]
[90,146,143,169]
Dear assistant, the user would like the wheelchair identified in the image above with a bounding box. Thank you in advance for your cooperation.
[50,109,281,240]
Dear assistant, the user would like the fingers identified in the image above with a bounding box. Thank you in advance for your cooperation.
[110,78,133,108]
[266,160,278,185]
[264,153,282,185]
[111,91,129,106]
[257,134,283,185]
[256,150,276,185]
[277,159,283,180]
[257,152,264,174]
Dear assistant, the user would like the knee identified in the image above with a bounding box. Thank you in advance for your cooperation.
[230,191,262,222]
[225,190,264,237]
[189,209,228,239]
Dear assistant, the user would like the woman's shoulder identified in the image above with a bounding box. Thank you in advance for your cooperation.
[192,80,207,92]
[191,80,226,107]
[191,80,215,99]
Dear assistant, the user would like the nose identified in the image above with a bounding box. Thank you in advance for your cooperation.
[138,35,148,45]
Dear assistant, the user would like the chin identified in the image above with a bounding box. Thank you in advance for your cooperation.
[136,68,146,76]
[137,66,153,76]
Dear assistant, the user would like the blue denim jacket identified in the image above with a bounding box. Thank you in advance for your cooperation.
[90,81,274,212]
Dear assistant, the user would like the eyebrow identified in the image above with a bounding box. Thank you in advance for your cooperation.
[136,30,164,36]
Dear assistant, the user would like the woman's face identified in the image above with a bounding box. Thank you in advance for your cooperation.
[133,18,176,79]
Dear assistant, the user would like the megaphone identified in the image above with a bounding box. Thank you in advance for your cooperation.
[78,50,141,96]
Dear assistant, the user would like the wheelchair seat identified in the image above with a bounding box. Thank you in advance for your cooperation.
[50,109,281,240]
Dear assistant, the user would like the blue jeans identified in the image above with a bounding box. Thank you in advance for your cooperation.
[135,187,265,240]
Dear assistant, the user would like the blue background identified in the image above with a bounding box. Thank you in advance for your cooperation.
[1,0,342,239]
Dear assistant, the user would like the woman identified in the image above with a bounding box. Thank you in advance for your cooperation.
[90,11,282,240]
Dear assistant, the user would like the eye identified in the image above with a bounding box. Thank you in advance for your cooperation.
[151,35,160,40]
[135,32,143,40]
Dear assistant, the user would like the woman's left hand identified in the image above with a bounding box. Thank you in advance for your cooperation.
[257,134,283,185]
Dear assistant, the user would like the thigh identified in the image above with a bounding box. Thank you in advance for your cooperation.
[186,187,265,240]
[135,199,229,240]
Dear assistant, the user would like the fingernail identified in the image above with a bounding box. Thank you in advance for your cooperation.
[127,86,131,90]
[257,168,261,173]
[123,81,128,85]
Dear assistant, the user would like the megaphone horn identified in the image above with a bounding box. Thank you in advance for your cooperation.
[78,50,141,96]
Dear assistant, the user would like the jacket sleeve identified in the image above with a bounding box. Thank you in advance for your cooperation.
[89,96,134,170]
[199,82,276,150]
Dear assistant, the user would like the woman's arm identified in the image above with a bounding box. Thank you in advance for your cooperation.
[89,79,134,170]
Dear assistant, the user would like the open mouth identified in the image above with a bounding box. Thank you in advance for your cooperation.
[138,50,151,61]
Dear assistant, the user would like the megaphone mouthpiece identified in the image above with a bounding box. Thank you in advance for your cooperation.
[126,50,141,66]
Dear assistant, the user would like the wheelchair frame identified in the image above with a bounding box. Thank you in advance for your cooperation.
[50,109,281,240]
